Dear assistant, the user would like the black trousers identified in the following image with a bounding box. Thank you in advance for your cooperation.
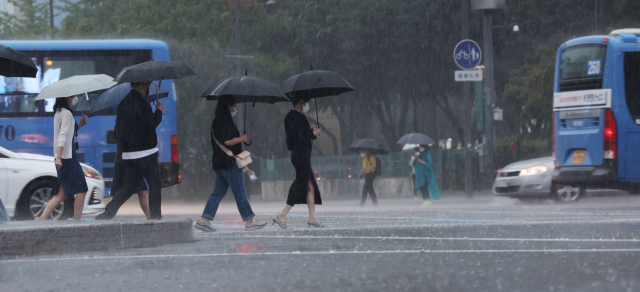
[420,184,430,200]
[361,173,378,204]
[103,153,162,219]
[411,174,417,196]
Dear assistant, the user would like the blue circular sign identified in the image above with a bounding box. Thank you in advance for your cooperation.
[453,39,482,70]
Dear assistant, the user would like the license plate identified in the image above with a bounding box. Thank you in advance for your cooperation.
[494,181,508,187]
[572,150,586,164]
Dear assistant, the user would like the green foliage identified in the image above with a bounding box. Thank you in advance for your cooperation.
[0,0,50,39]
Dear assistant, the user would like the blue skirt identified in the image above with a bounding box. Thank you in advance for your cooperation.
[52,158,89,196]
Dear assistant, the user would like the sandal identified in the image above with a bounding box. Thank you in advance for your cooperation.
[272,218,287,229]
[307,222,326,228]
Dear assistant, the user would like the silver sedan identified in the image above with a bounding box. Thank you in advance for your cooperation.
[493,156,584,203]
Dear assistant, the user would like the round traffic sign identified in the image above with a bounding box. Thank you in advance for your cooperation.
[453,39,482,70]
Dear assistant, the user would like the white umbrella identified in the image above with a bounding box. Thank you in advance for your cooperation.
[35,74,116,100]
[402,144,420,151]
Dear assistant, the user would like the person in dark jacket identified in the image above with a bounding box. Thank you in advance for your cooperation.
[272,96,323,229]
[96,82,163,220]
[194,96,267,232]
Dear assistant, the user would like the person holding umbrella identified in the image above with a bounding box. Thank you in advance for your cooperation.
[414,145,441,206]
[272,95,323,229]
[194,96,267,232]
[35,95,89,220]
[96,82,164,220]
[358,148,378,206]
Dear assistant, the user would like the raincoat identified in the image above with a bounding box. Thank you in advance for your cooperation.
[0,198,9,221]
[414,147,441,200]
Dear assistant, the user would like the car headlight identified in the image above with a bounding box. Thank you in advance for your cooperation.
[519,165,548,176]
[82,166,102,179]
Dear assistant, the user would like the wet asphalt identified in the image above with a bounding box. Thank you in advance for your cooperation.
[1,193,640,292]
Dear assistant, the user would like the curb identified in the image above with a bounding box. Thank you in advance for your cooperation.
[0,219,194,256]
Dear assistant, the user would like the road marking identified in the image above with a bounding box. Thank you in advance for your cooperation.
[216,235,640,242]
[3,248,640,264]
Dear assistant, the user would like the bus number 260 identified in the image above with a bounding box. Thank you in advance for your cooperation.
[0,125,16,141]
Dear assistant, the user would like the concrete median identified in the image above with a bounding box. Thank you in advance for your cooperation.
[0,219,194,256]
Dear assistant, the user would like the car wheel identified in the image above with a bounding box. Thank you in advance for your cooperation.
[552,183,584,203]
[15,180,74,220]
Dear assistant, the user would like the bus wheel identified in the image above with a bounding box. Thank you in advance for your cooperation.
[552,183,584,203]
[15,180,74,220]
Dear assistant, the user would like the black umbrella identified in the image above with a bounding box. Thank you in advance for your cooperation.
[88,82,170,117]
[397,133,436,146]
[0,44,38,78]
[201,72,289,146]
[113,60,196,104]
[281,68,355,125]
[348,139,391,155]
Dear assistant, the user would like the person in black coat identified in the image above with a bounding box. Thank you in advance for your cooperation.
[96,82,164,220]
[272,96,323,229]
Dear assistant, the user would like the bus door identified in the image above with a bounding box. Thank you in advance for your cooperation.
[621,52,640,181]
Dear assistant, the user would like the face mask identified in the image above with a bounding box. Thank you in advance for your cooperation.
[419,147,425,152]
[231,108,237,117]
[302,103,310,113]
[70,96,79,106]
[361,153,366,158]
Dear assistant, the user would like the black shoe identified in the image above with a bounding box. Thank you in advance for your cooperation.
[95,212,112,220]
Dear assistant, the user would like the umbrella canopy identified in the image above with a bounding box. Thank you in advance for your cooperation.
[0,44,38,78]
[88,82,169,117]
[397,133,435,146]
[282,70,355,100]
[200,76,288,104]
[348,139,391,155]
[113,60,196,84]
[35,74,116,101]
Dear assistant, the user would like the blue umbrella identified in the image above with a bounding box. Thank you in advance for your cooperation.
[88,81,169,117]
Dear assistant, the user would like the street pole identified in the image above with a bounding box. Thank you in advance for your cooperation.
[462,0,474,198]
[482,9,495,162]
[49,0,54,39]
[234,0,245,131]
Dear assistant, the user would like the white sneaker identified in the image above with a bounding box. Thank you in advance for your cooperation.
[195,219,216,232]
[245,218,267,231]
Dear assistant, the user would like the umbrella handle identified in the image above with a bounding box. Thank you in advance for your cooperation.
[243,129,253,146]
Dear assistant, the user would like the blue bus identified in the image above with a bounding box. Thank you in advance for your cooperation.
[552,29,640,197]
[0,40,181,197]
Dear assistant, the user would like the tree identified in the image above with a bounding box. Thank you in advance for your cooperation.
[0,0,50,39]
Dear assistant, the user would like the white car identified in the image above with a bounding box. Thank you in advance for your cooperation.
[0,146,105,220]
[493,156,584,203]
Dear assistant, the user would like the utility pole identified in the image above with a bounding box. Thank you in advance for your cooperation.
[234,0,246,131]
[49,0,54,39]
[461,0,474,198]
[482,10,496,161]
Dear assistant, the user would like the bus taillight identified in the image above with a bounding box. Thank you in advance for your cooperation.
[604,109,617,159]
[171,135,178,163]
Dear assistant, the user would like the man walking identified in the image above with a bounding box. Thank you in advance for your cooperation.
[358,149,378,206]
[97,81,164,220]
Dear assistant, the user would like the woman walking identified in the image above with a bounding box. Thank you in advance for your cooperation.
[36,95,88,220]
[273,96,323,229]
[414,145,441,206]
[195,96,266,232]
[358,149,378,206]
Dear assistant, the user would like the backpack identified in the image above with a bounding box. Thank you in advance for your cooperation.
[369,155,382,176]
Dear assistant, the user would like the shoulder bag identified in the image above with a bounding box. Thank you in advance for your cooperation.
[212,128,252,168]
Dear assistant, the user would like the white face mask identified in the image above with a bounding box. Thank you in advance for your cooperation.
[70,96,79,106]
[302,103,310,113]
[231,108,237,117]
[361,153,366,158]
[419,147,425,152]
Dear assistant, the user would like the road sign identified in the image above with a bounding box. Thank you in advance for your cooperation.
[454,39,482,70]
[455,70,483,81]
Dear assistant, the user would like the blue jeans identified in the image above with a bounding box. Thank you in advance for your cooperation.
[202,166,255,222]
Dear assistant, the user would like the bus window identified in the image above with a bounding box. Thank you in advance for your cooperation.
[560,45,607,92]
[624,52,640,123]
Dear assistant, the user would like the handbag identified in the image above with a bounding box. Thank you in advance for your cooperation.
[212,128,252,168]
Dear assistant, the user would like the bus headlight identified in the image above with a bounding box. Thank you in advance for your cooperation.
[82,166,102,180]
[519,165,548,176]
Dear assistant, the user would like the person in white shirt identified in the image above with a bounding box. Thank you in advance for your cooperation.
[35,95,88,220]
